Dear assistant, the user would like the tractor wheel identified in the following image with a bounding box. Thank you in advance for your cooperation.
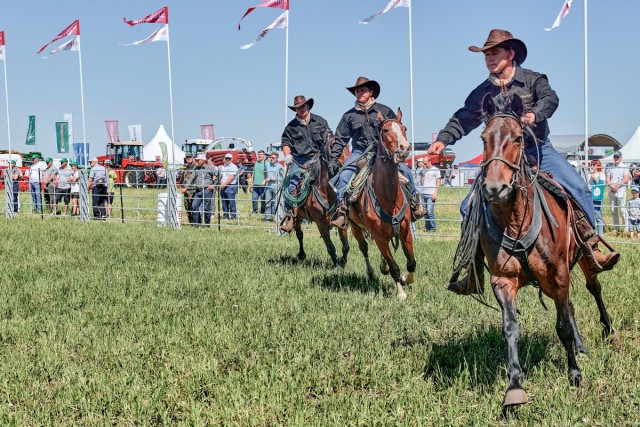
[123,169,139,188]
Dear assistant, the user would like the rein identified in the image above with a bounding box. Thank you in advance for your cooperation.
[378,118,405,161]
[481,113,524,187]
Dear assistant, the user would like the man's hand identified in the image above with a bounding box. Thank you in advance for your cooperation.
[521,112,536,126]
[427,141,445,155]
[284,154,293,165]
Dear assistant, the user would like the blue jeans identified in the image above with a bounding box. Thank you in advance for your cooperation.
[264,186,276,220]
[221,186,237,219]
[13,183,19,212]
[29,182,42,212]
[252,185,265,214]
[422,194,436,231]
[593,200,604,235]
[191,189,213,225]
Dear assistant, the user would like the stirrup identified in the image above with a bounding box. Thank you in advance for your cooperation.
[331,203,348,229]
[279,211,294,233]
[410,194,426,221]
[444,273,482,295]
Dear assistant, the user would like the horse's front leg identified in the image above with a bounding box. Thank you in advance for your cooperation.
[316,218,339,266]
[554,287,582,387]
[338,226,350,266]
[373,235,406,301]
[493,276,529,407]
[579,259,621,346]
[399,222,416,285]
[351,225,374,282]
[294,219,305,261]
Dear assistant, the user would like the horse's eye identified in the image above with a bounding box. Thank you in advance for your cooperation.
[514,136,523,144]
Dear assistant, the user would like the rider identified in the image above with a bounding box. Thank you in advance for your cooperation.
[329,76,423,228]
[279,95,333,233]
[427,29,620,294]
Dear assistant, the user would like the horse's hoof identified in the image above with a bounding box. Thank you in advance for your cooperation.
[577,352,589,361]
[503,388,529,407]
[569,370,582,387]
[607,331,622,348]
[397,291,407,301]
[405,272,414,285]
[298,252,306,261]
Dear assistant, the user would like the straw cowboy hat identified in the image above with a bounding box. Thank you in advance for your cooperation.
[288,95,314,111]
[468,29,527,66]
[346,76,380,99]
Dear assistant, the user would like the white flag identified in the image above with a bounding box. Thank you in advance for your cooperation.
[0,46,4,61]
[240,10,288,50]
[128,124,143,141]
[545,0,573,31]
[42,36,79,59]
[359,0,410,25]
[121,25,168,47]
[64,113,74,146]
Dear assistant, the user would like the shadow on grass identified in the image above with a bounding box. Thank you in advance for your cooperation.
[311,272,393,296]
[421,325,556,391]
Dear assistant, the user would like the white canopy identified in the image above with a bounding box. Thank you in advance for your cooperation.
[548,134,620,156]
[143,125,185,168]
[601,126,640,163]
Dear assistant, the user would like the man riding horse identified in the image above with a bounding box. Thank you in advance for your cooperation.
[428,29,620,294]
[329,76,424,228]
[279,95,333,233]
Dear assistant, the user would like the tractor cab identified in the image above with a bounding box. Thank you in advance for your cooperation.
[182,139,211,159]
[107,141,144,169]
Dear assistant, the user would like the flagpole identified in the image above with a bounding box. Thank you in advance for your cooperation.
[166,25,176,169]
[284,11,289,128]
[583,0,589,169]
[407,1,415,171]
[2,44,11,157]
[77,36,88,167]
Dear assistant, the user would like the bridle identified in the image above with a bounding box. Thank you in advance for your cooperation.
[378,118,407,161]
[481,113,524,188]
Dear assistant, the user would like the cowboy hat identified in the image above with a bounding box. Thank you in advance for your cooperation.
[346,76,380,99]
[468,29,527,66]
[288,95,314,111]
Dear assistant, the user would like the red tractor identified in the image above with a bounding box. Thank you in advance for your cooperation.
[404,142,456,169]
[99,141,164,187]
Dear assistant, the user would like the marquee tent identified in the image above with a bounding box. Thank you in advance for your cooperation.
[601,126,640,163]
[143,125,185,168]
[548,133,620,157]
[458,153,483,167]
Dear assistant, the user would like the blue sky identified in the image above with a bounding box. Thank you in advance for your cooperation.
[1,0,639,164]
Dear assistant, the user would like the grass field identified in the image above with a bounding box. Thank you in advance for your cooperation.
[0,216,638,425]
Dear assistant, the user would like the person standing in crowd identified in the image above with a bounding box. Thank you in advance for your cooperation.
[264,152,284,221]
[88,157,108,220]
[106,160,118,218]
[43,157,58,214]
[631,166,640,186]
[69,161,80,216]
[180,153,197,224]
[427,29,618,294]
[329,77,423,228]
[279,95,333,232]
[54,158,73,216]
[606,150,631,233]
[219,153,239,220]
[627,186,640,238]
[251,150,267,218]
[444,164,453,187]
[181,153,217,227]
[589,160,606,235]
[26,155,46,213]
[420,156,441,233]
[9,160,22,213]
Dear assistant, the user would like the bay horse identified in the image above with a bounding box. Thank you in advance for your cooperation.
[288,135,350,267]
[347,109,416,300]
[475,92,618,407]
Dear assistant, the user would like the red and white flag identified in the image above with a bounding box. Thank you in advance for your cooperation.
[121,25,168,47]
[42,36,79,59]
[0,31,5,61]
[37,20,80,54]
[238,0,289,30]
[201,124,214,140]
[105,120,120,145]
[123,7,169,26]
[359,0,410,25]
[545,0,573,31]
[240,10,288,50]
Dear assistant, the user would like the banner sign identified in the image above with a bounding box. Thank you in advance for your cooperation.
[56,121,70,153]
[25,115,36,145]
[105,120,120,144]
[128,124,142,142]
[73,143,89,166]
[63,113,74,146]
[200,124,214,140]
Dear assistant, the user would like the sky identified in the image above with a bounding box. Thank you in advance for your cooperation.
[1,0,639,164]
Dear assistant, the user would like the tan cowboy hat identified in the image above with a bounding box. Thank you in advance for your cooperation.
[346,76,380,99]
[468,29,527,66]
[288,95,314,111]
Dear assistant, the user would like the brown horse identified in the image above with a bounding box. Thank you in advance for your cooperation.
[475,92,618,407]
[347,109,416,300]
[289,137,350,267]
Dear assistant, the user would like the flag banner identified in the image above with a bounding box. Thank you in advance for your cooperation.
[238,0,289,30]
[73,143,89,166]
[0,46,4,61]
[545,0,573,31]
[240,11,288,50]
[359,0,410,24]
[105,120,120,144]
[56,121,70,153]
[121,25,168,47]
[123,6,169,26]
[25,115,36,145]
[37,20,80,54]
[128,124,142,141]
[63,113,74,146]
[42,36,79,59]
[201,124,214,140]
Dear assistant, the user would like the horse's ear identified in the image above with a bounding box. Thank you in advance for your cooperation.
[510,94,524,118]
[482,93,496,117]
[396,108,402,122]
[376,112,385,123]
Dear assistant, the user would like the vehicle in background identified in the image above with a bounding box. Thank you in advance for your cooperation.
[204,137,256,168]
[98,141,164,188]
[404,142,456,169]
[0,151,44,191]
[182,139,211,158]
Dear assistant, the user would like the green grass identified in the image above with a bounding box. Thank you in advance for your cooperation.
[1,210,639,425]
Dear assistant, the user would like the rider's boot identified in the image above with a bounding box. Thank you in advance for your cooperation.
[445,269,483,295]
[279,209,295,233]
[331,201,349,229]
[572,202,620,275]
[410,192,426,221]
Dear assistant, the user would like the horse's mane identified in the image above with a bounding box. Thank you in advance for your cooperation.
[481,91,524,123]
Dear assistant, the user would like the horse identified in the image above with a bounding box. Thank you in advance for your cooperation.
[287,135,350,267]
[473,92,618,408]
[347,109,416,300]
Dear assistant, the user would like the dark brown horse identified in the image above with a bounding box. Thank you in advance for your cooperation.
[475,92,618,407]
[289,137,349,267]
[348,109,416,300]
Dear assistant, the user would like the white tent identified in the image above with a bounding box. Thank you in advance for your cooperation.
[549,133,620,157]
[143,125,185,168]
[601,126,640,163]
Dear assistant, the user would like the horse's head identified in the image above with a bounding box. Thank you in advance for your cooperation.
[377,108,409,164]
[480,92,525,204]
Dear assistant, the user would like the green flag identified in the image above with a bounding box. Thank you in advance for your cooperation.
[25,115,36,145]
[55,121,69,154]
